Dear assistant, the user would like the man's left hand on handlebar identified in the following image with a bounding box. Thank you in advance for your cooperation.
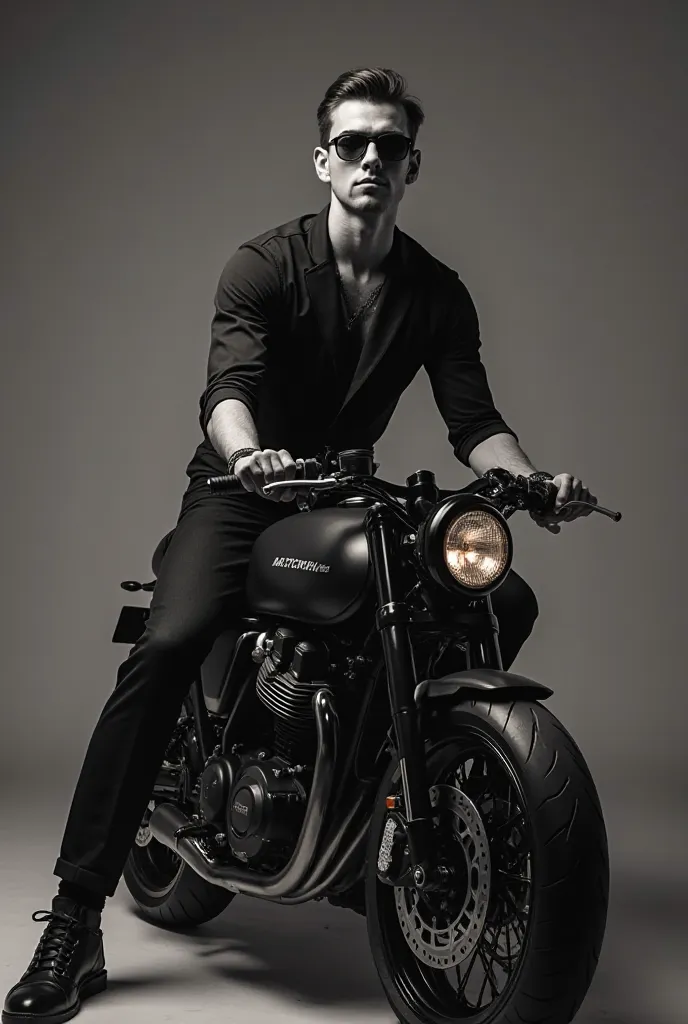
[531,473,598,534]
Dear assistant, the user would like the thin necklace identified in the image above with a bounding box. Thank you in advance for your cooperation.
[336,266,385,331]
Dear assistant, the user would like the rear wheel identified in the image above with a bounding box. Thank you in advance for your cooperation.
[122,697,235,929]
[123,811,234,928]
[366,698,609,1024]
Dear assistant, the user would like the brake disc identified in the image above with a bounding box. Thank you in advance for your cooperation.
[394,784,491,968]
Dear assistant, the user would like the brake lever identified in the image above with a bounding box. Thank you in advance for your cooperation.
[555,500,622,522]
[261,477,339,494]
[484,471,623,523]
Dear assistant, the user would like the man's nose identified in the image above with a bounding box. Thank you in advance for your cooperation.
[361,142,382,168]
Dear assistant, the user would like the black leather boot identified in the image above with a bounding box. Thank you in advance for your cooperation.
[2,896,107,1023]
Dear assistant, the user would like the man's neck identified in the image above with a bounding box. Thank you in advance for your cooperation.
[327,197,396,278]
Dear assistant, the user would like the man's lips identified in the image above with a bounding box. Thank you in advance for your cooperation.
[356,179,387,188]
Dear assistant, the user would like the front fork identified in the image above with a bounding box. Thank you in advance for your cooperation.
[367,505,500,890]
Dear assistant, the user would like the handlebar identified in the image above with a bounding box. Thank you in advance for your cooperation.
[208,457,323,495]
[207,453,622,524]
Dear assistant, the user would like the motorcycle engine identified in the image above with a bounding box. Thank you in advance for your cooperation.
[196,627,331,867]
[198,750,307,866]
[255,626,332,763]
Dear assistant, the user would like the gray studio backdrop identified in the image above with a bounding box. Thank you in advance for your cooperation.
[2,0,686,811]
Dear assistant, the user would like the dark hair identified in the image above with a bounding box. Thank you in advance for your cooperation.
[317,67,425,147]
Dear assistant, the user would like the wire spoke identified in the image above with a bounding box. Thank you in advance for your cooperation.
[389,739,536,1020]
[498,870,531,885]
[492,808,525,834]
[456,943,481,998]
[477,944,502,1000]
[502,885,528,915]
[475,963,491,1008]
[501,893,528,938]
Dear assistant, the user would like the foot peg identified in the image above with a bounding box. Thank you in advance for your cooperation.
[173,821,212,840]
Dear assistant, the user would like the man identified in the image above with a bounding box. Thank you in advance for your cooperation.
[3,67,595,1022]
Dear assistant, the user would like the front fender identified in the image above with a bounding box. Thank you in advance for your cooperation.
[414,669,553,706]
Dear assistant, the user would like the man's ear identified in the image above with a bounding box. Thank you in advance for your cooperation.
[406,148,422,185]
[313,146,330,184]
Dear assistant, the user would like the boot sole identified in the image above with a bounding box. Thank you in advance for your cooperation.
[2,969,107,1024]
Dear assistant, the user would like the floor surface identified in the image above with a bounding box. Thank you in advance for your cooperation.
[1,791,686,1023]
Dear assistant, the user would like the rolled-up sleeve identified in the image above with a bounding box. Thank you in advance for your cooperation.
[424,274,518,467]
[199,242,282,439]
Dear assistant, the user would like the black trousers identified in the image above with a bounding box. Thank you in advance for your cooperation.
[54,485,539,898]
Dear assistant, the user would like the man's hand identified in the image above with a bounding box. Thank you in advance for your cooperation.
[234,448,304,502]
[530,473,598,534]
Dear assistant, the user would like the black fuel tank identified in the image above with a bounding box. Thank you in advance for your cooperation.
[245,507,371,625]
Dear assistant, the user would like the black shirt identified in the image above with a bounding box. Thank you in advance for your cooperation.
[185,204,517,485]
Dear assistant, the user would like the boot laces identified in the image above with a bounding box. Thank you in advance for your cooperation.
[28,910,98,977]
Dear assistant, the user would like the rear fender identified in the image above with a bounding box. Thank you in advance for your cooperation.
[414,669,553,706]
[112,606,149,645]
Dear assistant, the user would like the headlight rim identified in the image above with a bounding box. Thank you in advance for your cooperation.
[415,493,513,596]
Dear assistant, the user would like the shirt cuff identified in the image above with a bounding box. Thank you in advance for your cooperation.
[200,387,257,440]
[456,423,519,467]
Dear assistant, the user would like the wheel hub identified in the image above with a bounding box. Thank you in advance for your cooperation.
[395,784,491,968]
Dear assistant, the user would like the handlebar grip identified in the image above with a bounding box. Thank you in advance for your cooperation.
[207,456,323,495]
[207,473,245,494]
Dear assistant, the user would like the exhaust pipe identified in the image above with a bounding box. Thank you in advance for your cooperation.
[149,688,338,898]
[277,809,371,905]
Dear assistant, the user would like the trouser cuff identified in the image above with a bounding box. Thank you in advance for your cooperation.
[54,857,117,898]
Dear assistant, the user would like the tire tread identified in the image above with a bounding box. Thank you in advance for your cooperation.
[365,696,609,1024]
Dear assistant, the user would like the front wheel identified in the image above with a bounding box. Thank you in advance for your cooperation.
[365,698,609,1024]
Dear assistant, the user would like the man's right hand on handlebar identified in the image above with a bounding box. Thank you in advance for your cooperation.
[233,449,305,503]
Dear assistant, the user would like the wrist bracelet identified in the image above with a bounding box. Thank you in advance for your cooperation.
[529,471,554,482]
[227,447,260,475]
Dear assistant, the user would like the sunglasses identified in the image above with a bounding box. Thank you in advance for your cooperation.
[327,132,413,162]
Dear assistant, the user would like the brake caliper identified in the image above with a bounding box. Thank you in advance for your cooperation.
[377,811,412,886]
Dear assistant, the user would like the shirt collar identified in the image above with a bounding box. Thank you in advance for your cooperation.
[306,202,407,275]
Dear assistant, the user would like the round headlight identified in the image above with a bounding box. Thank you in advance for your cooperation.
[443,508,510,588]
[416,494,513,595]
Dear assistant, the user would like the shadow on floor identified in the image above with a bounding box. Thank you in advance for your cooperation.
[129,897,385,1011]
[118,865,686,1022]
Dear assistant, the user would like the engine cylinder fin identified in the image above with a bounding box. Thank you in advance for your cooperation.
[256,660,326,725]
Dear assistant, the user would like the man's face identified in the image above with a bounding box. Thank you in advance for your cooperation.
[313,99,421,216]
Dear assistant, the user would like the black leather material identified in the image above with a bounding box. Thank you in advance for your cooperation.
[414,668,553,705]
[3,897,107,1023]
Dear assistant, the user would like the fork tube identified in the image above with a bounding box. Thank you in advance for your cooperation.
[367,506,433,862]
[470,594,504,670]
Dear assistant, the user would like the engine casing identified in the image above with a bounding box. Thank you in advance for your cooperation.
[228,757,307,864]
[198,751,307,867]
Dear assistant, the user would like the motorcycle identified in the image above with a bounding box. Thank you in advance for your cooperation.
[113,448,620,1024]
